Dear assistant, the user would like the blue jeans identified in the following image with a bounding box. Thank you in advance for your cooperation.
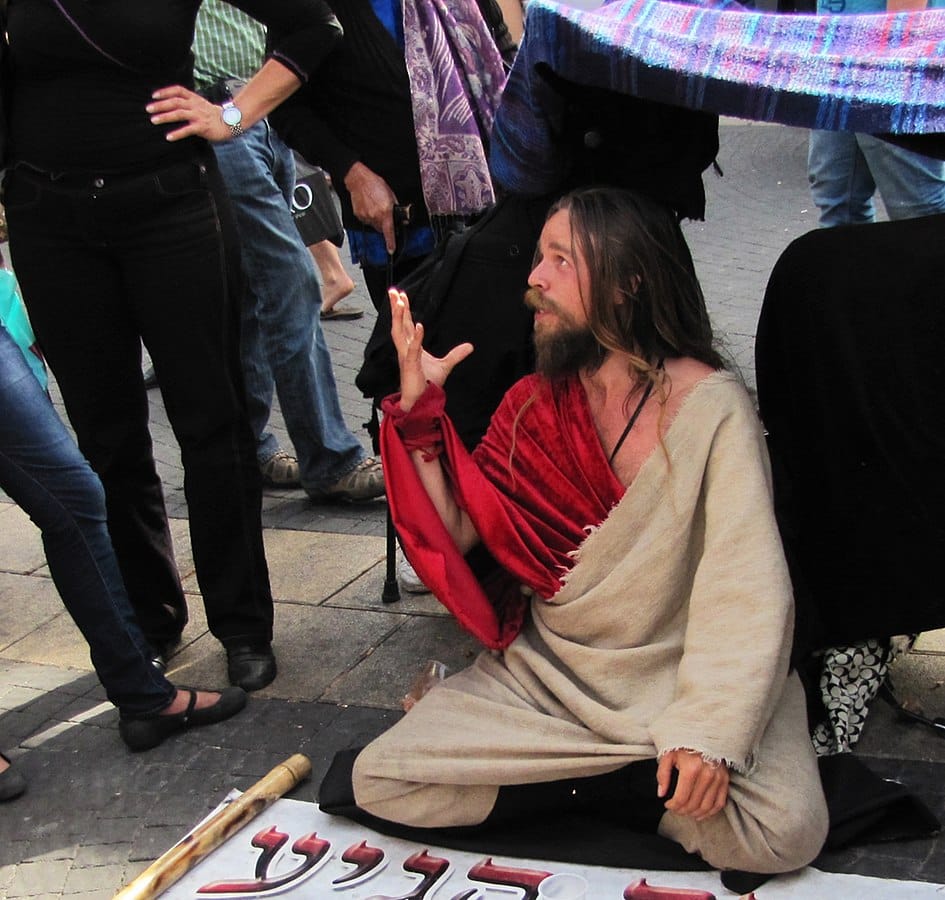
[3,151,274,649]
[212,122,366,492]
[0,323,174,717]
[808,131,945,227]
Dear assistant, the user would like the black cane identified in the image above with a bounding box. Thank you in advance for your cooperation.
[366,404,400,604]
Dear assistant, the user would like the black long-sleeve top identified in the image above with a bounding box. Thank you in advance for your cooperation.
[268,0,429,232]
[5,0,341,174]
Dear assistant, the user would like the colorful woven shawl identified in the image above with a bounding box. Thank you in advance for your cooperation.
[491,0,945,194]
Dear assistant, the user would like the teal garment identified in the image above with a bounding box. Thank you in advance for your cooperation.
[192,0,265,89]
[0,269,46,390]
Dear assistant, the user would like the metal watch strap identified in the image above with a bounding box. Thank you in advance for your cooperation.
[221,101,243,138]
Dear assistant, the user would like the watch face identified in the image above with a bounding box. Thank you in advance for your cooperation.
[222,104,242,126]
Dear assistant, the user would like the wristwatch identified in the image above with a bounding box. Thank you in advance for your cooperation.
[220,101,243,138]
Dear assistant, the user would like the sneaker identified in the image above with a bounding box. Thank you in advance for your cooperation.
[260,449,301,488]
[307,456,384,502]
[397,550,431,594]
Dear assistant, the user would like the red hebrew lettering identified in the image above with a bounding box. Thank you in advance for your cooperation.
[467,857,553,900]
[363,849,451,900]
[250,827,289,879]
[624,878,717,900]
[332,839,386,885]
[197,831,330,894]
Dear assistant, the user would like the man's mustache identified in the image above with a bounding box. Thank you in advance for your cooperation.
[524,287,550,313]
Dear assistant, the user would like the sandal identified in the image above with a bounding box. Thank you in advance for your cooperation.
[320,303,364,321]
[0,753,27,802]
[119,687,247,753]
[307,456,385,503]
[260,449,301,488]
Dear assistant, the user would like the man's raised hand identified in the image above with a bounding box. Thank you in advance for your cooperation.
[389,288,473,412]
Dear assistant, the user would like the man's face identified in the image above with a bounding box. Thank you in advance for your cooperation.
[526,209,601,377]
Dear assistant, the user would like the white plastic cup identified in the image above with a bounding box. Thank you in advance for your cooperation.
[537,872,589,900]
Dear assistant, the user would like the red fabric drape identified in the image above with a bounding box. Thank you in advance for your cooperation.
[382,376,624,647]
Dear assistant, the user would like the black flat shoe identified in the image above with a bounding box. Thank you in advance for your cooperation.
[119,687,247,753]
[226,642,277,692]
[0,753,27,802]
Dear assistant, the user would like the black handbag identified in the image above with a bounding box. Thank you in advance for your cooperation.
[291,168,344,248]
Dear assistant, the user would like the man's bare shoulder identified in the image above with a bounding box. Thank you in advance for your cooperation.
[664,357,717,395]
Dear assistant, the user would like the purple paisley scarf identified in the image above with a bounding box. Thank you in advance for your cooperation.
[402,0,507,224]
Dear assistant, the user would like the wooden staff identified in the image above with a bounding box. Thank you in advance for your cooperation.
[114,753,312,900]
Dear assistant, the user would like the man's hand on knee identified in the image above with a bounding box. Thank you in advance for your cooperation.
[657,749,729,821]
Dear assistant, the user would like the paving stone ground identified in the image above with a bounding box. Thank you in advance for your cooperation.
[1,122,943,898]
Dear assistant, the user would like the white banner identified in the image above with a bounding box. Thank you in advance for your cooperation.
[162,793,943,899]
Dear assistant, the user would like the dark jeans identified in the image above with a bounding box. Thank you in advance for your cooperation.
[0,322,174,716]
[2,149,273,648]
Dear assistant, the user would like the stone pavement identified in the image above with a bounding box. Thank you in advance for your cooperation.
[2,122,944,898]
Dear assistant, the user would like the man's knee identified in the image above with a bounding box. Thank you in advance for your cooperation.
[762,794,829,872]
[730,790,828,874]
[352,740,497,828]
[661,787,828,875]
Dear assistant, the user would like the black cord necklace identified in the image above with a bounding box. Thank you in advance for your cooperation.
[608,380,654,464]
[607,360,664,465]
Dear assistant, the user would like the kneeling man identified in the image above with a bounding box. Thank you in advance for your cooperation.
[335,188,828,881]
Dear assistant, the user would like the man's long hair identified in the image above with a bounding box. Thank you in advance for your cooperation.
[550,187,725,394]
[508,187,725,476]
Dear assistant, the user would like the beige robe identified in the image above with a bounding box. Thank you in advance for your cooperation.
[355,372,828,873]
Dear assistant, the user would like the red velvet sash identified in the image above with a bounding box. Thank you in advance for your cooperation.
[381,376,624,648]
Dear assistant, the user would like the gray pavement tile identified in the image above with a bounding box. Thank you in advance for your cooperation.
[321,615,480,710]
[855,683,945,761]
[62,889,122,900]
[295,703,401,789]
[263,603,407,703]
[128,824,190,865]
[1,688,83,733]
[0,574,65,651]
[324,561,450,617]
[4,857,71,898]
[265,500,388,536]
[0,661,90,695]
[262,529,385,603]
[3,706,78,749]
[63,862,128,895]
[0,505,46,575]
[2,610,97,672]
[74,826,136,853]
[0,864,16,895]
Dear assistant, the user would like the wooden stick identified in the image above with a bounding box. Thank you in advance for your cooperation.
[114,753,312,900]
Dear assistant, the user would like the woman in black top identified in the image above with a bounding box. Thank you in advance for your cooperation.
[1,0,341,692]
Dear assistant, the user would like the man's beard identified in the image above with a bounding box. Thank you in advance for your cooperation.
[526,288,604,378]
